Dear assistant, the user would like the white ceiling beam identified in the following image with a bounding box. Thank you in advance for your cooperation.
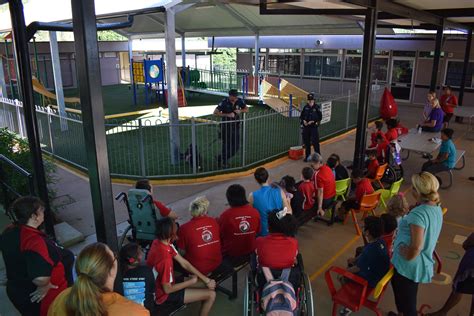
[145,14,185,36]
[215,2,259,33]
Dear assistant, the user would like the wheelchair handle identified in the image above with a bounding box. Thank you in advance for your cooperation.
[115,192,126,201]
[141,195,153,203]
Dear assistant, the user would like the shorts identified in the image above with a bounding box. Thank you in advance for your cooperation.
[159,288,185,308]
[443,113,454,123]
[454,277,474,295]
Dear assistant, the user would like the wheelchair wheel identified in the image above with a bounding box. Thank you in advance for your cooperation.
[243,271,255,316]
[382,164,403,185]
[299,273,314,316]
[118,225,133,249]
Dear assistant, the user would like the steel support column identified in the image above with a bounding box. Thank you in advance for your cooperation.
[0,54,7,97]
[430,25,444,91]
[128,38,133,85]
[8,0,55,237]
[353,6,377,170]
[164,7,180,164]
[49,31,67,131]
[459,30,472,106]
[181,34,186,69]
[71,0,118,251]
[254,33,261,100]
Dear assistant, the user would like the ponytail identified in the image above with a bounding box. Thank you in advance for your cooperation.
[411,172,441,205]
[65,243,114,316]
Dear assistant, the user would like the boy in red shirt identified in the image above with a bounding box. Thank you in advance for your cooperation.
[218,184,261,261]
[308,153,336,218]
[385,118,399,142]
[375,134,389,163]
[335,169,374,221]
[147,218,216,315]
[135,179,179,220]
[298,167,316,211]
[369,121,385,148]
[366,149,380,179]
[440,86,458,128]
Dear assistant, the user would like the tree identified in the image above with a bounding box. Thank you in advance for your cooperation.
[212,48,236,71]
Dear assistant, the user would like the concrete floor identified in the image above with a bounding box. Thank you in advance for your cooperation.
[1,103,473,316]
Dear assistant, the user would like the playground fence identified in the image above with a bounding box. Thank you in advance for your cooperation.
[0,86,383,179]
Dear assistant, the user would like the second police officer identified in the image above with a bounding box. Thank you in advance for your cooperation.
[300,93,322,161]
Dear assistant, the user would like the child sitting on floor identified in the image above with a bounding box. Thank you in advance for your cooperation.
[335,169,374,222]
[366,149,380,179]
[345,216,390,288]
[386,193,409,225]
[298,167,316,212]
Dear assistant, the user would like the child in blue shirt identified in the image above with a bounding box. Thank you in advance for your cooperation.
[422,128,457,179]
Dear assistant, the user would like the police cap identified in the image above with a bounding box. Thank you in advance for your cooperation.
[229,89,238,97]
[307,93,315,101]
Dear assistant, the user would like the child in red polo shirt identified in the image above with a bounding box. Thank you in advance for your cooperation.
[440,86,458,128]
[385,118,399,142]
[298,167,316,211]
[335,169,374,221]
[177,196,223,276]
[135,179,179,220]
[255,210,300,290]
[218,184,261,261]
[366,150,380,179]
[375,134,389,163]
[147,218,216,316]
[369,121,385,148]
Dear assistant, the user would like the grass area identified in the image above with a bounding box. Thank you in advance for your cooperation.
[31,84,380,178]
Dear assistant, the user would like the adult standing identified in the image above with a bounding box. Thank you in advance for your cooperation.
[214,89,248,168]
[0,196,74,316]
[248,167,292,237]
[440,85,458,128]
[300,93,322,161]
[390,172,443,316]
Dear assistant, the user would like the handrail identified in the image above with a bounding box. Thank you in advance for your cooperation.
[0,154,32,177]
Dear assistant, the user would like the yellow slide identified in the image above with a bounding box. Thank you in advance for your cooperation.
[32,76,80,104]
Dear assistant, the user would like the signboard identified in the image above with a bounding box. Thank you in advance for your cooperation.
[320,101,332,124]
[144,60,163,83]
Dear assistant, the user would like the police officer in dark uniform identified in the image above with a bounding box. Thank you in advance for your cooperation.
[300,93,322,161]
[214,89,248,168]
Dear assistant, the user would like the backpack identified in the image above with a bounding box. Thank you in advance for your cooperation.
[260,267,297,316]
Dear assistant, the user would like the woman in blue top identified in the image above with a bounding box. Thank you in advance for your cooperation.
[249,167,292,236]
[390,172,443,316]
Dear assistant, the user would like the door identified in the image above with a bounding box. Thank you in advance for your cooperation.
[390,58,414,102]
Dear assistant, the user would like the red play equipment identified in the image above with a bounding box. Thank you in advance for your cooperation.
[380,88,398,120]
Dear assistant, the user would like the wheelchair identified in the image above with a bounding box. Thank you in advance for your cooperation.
[381,142,404,185]
[115,189,161,250]
[243,254,314,316]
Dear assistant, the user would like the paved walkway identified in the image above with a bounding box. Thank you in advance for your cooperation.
[1,104,473,316]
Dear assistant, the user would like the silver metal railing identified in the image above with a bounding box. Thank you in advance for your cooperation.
[0,86,384,179]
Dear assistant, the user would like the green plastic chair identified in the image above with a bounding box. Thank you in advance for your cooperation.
[376,178,404,210]
[335,178,351,201]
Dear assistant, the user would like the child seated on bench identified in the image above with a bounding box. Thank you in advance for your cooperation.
[366,149,379,179]
[147,218,216,316]
[135,179,179,220]
[335,169,374,222]
[344,216,390,288]
[280,176,305,219]
[327,153,349,180]
[298,167,316,212]
[422,128,457,178]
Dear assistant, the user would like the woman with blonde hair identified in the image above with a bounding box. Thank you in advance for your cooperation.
[420,95,445,132]
[48,243,149,316]
[389,172,443,316]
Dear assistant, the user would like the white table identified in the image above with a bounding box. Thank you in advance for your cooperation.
[398,129,441,160]
[454,106,474,139]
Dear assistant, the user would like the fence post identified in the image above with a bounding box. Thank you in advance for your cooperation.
[318,74,322,94]
[14,99,24,137]
[191,117,197,174]
[241,112,246,167]
[47,107,55,156]
[346,90,351,129]
[289,94,293,118]
[138,119,146,177]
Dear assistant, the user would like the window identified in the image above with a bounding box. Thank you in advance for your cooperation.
[268,55,300,75]
[252,55,266,72]
[419,51,445,58]
[345,56,361,79]
[372,58,388,82]
[445,61,474,88]
[304,55,341,78]
[269,48,300,54]
[393,50,416,57]
[238,48,250,53]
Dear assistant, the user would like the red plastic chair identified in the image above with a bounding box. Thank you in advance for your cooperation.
[325,266,394,316]
[344,191,382,236]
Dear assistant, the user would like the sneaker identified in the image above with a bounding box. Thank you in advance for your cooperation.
[339,307,352,315]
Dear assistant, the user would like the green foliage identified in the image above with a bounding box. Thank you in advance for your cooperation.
[97,31,127,41]
[212,48,237,71]
[0,128,57,208]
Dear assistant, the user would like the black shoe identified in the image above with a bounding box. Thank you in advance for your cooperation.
[333,216,344,223]
[469,177,474,181]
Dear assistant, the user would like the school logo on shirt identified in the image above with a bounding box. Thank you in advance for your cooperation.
[239,220,250,233]
[202,229,213,243]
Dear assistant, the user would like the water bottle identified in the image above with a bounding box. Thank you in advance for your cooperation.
[418,126,422,134]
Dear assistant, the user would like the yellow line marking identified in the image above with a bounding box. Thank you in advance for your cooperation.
[309,235,360,281]
[431,272,452,285]
[444,220,474,231]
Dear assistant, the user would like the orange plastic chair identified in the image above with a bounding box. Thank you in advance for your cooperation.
[370,163,388,189]
[344,191,382,235]
[325,266,394,316]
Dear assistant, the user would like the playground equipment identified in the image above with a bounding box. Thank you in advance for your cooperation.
[32,76,80,104]
[131,59,187,107]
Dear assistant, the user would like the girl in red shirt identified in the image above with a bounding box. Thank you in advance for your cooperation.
[385,118,399,142]
[255,210,300,289]
[335,169,374,221]
[369,121,385,148]
[147,218,216,316]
